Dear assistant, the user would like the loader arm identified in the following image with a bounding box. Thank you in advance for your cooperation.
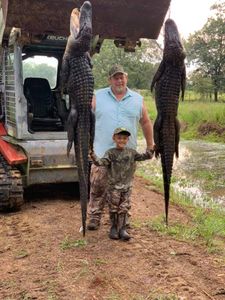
[1,0,171,52]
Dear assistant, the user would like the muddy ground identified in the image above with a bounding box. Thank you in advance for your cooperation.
[0,176,225,300]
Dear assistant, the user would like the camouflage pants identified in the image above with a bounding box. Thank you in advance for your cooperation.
[107,188,131,214]
[88,164,108,221]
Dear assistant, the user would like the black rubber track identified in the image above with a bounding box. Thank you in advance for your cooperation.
[0,154,24,211]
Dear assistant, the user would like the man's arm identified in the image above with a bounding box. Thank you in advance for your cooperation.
[139,100,154,151]
[91,95,96,111]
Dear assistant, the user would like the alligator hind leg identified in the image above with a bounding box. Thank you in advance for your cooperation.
[67,107,78,157]
[153,115,162,158]
[175,117,180,158]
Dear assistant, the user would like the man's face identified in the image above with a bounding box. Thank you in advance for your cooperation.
[113,134,129,150]
[109,73,128,95]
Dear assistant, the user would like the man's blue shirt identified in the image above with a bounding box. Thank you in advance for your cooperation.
[94,87,143,157]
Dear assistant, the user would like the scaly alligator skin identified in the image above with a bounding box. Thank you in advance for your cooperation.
[61,1,95,235]
[151,19,186,224]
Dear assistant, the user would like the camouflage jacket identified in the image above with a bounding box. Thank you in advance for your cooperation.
[92,148,152,190]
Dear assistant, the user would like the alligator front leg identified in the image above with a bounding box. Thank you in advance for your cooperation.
[181,66,186,101]
[151,61,165,92]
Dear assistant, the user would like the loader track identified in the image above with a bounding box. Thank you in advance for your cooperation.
[0,154,24,211]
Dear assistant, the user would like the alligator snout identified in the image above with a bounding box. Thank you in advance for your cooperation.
[80,1,92,30]
[164,18,180,43]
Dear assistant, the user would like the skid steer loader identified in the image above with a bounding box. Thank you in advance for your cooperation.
[0,0,171,210]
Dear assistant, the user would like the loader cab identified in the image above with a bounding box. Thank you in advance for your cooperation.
[22,53,68,135]
[0,30,69,140]
[0,33,78,190]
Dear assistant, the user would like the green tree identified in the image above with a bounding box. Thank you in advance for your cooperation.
[186,1,225,102]
[92,39,162,90]
[189,70,214,101]
[23,62,57,88]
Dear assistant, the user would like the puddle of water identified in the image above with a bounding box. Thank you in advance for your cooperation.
[137,140,225,208]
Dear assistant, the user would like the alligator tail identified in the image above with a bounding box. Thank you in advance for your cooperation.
[160,117,179,224]
[163,178,170,225]
[74,115,90,236]
[161,151,173,225]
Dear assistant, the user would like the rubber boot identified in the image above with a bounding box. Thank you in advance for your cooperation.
[118,213,130,241]
[87,218,100,230]
[125,213,131,229]
[109,212,119,240]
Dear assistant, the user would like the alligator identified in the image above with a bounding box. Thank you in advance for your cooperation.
[61,1,95,236]
[151,18,186,224]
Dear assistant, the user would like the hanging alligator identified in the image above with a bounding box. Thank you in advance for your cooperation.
[151,18,186,224]
[61,1,95,236]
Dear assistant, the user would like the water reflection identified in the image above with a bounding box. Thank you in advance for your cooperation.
[137,140,225,208]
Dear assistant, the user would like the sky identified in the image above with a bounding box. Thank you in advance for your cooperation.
[166,0,217,38]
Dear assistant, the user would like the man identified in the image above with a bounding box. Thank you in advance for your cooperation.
[87,64,154,230]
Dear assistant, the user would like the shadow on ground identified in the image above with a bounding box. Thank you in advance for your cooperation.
[24,182,80,201]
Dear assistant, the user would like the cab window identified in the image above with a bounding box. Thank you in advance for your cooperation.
[22,55,58,89]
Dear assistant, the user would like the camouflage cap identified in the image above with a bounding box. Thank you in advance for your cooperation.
[113,127,131,136]
[108,64,127,78]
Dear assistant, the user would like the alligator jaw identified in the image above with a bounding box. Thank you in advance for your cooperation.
[79,1,92,31]
[164,18,181,45]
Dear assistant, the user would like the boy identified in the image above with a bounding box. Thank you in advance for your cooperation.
[90,127,153,241]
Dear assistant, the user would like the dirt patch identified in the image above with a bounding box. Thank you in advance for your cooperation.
[179,121,188,132]
[198,122,225,136]
[0,177,225,300]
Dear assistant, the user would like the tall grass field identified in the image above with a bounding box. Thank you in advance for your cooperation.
[141,90,225,143]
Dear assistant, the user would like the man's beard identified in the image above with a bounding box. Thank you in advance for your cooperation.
[115,86,125,94]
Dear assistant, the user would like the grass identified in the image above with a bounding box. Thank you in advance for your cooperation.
[147,216,198,241]
[143,92,225,143]
[131,218,144,229]
[136,162,225,254]
[193,207,225,247]
[106,291,180,300]
[93,258,108,265]
[136,166,163,193]
[105,292,121,300]
[14,249,29,259]
[178,101,225,142]
[19,291,34,300]
[193,169,216,181]
[0,279,17,289]
[59,236,87,250]
[73,261,89,281]
[189,169,218,191]
[146,209,225,254]
[133,291,180,300]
